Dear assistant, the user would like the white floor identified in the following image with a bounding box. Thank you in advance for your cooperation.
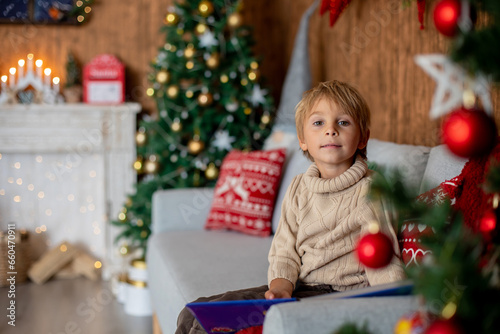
[0,277,152,334]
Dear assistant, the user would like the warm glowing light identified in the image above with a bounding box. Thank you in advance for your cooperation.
[18,59,25,67]
[9,67,16,75]
[27,53,34,60]
[27,184,34,191]
[16,178,22,185]
[94,261,102,269]
[14,162,21,169]
[146,88,155,96]
[53,77,60,85]
[1,75,7,83]
[38,191,45,199]
[36,155,43,163]
[77,15,84,22]
[35,59,43,67]
[60,244,68,252]
[40,225,47,232]
[44,68,51,76]
[14,196,21,202]
[84,6,92,14]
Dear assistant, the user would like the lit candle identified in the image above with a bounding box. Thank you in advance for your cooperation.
[1,75,7,91]
[52,77,60,93]
[9,67,16,88]
[35,59,43,78]
[44,68,52,87]
[27,54,34,73]
[18,59,25,79]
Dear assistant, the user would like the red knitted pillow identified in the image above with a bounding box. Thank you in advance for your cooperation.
[399,177,461,267]
[205,148,286,237]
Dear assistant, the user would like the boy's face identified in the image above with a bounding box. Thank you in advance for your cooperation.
[299,98,367,178]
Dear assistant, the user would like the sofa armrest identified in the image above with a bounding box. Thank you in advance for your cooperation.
[263,296,418,334]
[151,187,214,234]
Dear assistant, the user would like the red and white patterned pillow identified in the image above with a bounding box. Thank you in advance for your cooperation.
[399,177,461,267]
[205,148,286,237]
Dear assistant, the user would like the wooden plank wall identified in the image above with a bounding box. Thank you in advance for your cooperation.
[0,0,498,147]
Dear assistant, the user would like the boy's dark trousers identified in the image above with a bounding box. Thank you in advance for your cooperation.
[175,283,336,334]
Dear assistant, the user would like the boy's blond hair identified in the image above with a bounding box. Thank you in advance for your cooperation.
[295,80,371,161]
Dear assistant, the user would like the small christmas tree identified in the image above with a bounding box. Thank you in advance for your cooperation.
[112,0,276,256]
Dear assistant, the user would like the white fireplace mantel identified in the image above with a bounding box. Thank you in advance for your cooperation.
[0,103,140,278]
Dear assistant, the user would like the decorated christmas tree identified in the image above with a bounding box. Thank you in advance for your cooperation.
[111,0,276,256]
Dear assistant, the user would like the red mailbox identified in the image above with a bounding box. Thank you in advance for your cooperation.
[83,54,125,104]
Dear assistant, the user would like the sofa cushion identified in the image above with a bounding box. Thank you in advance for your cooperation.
[419,144,468,194]
[147,230,272,333]
[205,148,287,236]
[366,139,431,192]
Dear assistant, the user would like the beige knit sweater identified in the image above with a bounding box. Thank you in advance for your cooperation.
[268,157,406,291]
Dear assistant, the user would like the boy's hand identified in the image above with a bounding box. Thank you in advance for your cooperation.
[265,278,293,300]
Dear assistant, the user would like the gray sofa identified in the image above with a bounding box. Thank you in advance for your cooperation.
[147,137,468,333]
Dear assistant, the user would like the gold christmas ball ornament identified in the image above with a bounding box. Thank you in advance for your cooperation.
[228,12,242,28]
[186,60,195,70]
[195,23,208,35]
[135,128,147,146]
[171,120,182,132]
[206,53,220,69]
[197,92,213,106]
[188,136,205,155]
[133,156,143,173]
[205,163,219,180]
[198,0,214,17]
[144,155,160,174]
[261,113,271,125]
[156,70,170,84]
[248,69,260,82]
[167,85,179,98]
[165,12,179,25]
[184,45,195,58]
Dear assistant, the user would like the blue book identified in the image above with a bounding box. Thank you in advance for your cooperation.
[186,280,413,333]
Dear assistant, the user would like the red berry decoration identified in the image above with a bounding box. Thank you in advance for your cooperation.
[356,232,394,269]
[425,319,463,334]
[433,0,461,37]
[441,107,497,158]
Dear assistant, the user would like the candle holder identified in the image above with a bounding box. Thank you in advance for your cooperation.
[0,54,63,105]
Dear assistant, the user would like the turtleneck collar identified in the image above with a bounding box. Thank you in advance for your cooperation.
[303,156,368,193]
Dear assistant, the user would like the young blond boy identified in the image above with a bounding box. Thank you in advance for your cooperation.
[266,80,404,299]
[176,80,405,334]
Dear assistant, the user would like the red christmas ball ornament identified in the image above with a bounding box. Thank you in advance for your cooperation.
[356,232,394,269]
[433,0,461,37]
[425,319,463,334]
[441,107,497,158]
[480,209,497,233]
